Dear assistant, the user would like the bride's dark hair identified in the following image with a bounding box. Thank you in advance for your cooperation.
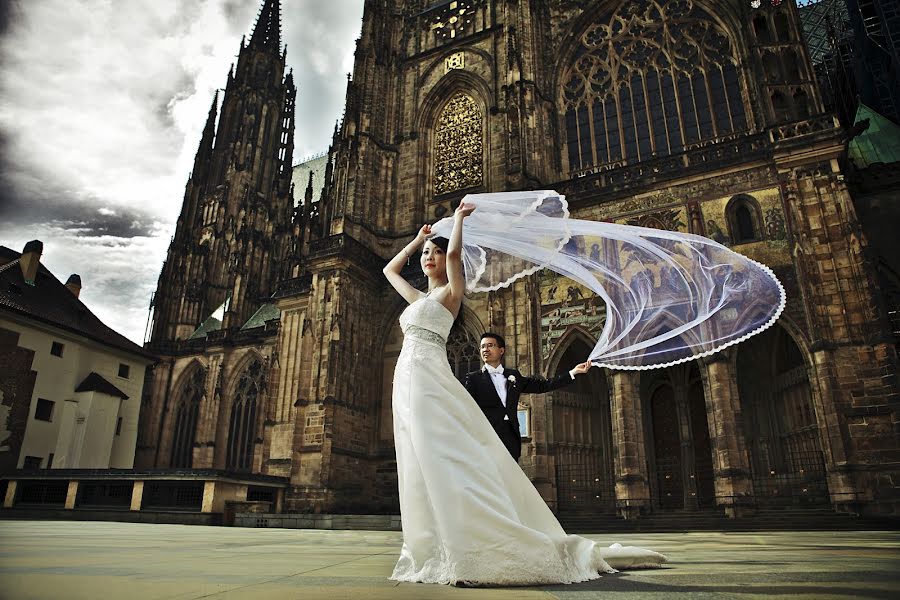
[428,236,450,252]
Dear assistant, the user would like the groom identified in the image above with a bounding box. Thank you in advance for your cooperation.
[465,332,591,462]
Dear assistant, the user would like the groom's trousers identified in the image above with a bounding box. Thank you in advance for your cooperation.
[498,420,522,462]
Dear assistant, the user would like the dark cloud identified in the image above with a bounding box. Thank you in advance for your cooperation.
[0,0,19,39]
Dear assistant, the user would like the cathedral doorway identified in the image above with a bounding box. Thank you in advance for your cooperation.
[643,363,715,510]
[737,326,829,506]
[550,337,615,514]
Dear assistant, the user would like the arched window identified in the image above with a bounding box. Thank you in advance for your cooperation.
[793,88,809,118]
[447,319,481,383]
[433,92,483,196]
[763,51,782,82]
[771,90,791,121]
[562,0,747,174]
[773,11,790,42]
[753,14,771,43]
[170,367,204,468]
[227,357,264,471]
[784,49,801,80]
[726,195,764,244]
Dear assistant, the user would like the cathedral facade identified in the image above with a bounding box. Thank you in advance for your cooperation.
[138,0,900,518]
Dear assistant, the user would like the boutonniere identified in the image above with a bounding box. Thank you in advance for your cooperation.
[507,375,516,386]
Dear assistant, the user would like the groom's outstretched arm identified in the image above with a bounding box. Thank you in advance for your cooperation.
[518,361,591,394]
[517,371,574,394]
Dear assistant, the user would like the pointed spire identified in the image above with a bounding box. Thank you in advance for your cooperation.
[305,171,314,206]
[249,0,281,52]
[203,90,219,136]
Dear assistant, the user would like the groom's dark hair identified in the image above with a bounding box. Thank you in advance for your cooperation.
[481,332,506,348]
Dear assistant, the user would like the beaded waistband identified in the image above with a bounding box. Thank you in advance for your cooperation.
[405,325,447,346]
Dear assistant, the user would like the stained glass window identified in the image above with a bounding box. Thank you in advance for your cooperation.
[433,92,483,195]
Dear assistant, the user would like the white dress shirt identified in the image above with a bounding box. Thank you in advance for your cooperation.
[483,364,510,420]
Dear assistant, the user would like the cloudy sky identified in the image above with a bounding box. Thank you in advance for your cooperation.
[0,0,363,344]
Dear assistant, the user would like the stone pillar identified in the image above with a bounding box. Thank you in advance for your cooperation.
[3,481,17,507]
[201,481,216,513]
[64,480,79,509]
[130,481,144,511]
[608,371,651,519]
[702,356,755,517]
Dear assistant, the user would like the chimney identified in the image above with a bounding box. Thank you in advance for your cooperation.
[66,274,82,299]
[20,240,42,285]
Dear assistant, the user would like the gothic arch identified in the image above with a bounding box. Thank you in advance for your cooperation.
[416,71,493,202]
[446,305,485,382]
[546,331,616,513]
[546,326,596,374]
[418,47,495,89]
[640,360,713,509]
[169,360,207,468]
[554,0,753,175]
[224,351,266,471]
[736,323,829,506]
[628,310,706,366]
[725,194,765,243]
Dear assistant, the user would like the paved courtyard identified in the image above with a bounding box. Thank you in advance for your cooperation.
[0,521,898,599]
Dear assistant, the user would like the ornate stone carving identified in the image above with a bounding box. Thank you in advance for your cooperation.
[429,1,479,41]
[433,92,483,195]
[562,0,747,174]
[445,52,465,72]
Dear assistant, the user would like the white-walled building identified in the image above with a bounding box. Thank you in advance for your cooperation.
[0,241,155,472]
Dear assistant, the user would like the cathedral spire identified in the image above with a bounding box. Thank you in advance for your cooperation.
[191,90,219,184]
[202,90,218,142]
[248,0,281,52]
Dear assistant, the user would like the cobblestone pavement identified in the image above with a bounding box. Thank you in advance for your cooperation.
[0,520,898,599]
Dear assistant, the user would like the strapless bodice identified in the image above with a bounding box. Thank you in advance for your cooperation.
[399,295,454,344]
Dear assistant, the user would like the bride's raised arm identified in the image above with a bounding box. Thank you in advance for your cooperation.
[445,202,475,313]
[383,224,430,304]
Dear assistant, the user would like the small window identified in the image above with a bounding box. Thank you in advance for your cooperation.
[34,398,54,422]
[735,205,756,242]
[50,341,64,357]
[116,417,123,436]
[118,363,130,379]
[726,195,764,244]
[47,453,54,469]
[23,456,42,469]
[517,408,531,438]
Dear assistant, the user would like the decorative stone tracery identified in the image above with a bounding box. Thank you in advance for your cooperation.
[562,0,748,173]
[433,92,483,196]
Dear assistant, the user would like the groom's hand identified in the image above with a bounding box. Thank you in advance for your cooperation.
[569,361,592,378]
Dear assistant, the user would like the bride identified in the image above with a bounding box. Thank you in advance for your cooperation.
[382,201,668,586]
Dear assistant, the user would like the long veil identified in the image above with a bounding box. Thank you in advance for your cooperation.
[430,190,785,370]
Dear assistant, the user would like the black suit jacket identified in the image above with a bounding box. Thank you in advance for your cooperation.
[464,367,574,438]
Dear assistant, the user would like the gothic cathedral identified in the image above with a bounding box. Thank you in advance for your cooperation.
[139,0,900,518]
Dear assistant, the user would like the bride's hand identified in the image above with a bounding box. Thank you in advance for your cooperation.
[416,224,432,240]
[455,202,475,218]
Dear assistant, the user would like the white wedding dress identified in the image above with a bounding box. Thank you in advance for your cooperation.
[389,292,668,586]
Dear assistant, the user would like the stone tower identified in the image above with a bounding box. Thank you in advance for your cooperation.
[150,0,297,343]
